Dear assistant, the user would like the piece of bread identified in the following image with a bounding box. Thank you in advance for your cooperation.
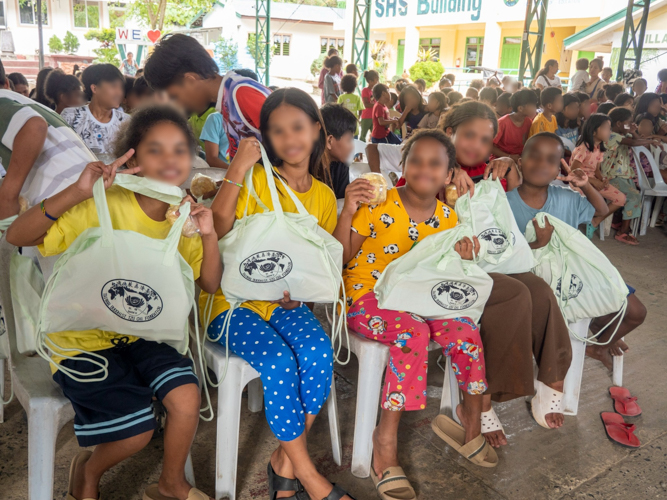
[190,173,217,199]
[360,172,388,204]
[166,205,199,237]
[445,184,458,206]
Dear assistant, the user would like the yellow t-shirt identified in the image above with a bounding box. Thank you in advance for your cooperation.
[38,185,204,369]
[198,164,338,323]
[343,188,458,307]
[528,112,558,138]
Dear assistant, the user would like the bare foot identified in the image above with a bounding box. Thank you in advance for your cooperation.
[456,405,493,463]
[586,344,614,371]
[71,458,99,500]
[609,339,629,357]
[270,446,296,499]
[544,381,564,429]
[481,397,506,448]
[372,426,399,477]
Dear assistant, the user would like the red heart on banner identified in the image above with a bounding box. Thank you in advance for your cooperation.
[147,30,161,43]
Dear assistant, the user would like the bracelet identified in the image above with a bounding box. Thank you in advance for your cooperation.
[40,199,58,221]
[222,177,243,188]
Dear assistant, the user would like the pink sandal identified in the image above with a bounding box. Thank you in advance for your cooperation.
[614,233,639,245]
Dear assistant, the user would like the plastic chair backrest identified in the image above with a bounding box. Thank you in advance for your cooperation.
[561,137,576,152]
[348,139,369,163]
[631,146,654,192]
[632,146,667,191]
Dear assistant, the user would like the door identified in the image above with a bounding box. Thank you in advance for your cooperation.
[500,37,521,71]
[577,51,595,61]
[396,39,405,75]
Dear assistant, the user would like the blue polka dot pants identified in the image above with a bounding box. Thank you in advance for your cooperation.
[207,305,334,441]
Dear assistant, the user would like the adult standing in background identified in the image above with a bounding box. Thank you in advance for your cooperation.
[120,52,139,77]
[585,58,605,99]
[534,59,562,90]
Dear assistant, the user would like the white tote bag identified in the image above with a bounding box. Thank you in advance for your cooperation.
[525,212,628,344]
[37,175,196,381]
[374,224,493,324]
[209,144,347,361]
[455,179,534,274]
[10,250,45,354]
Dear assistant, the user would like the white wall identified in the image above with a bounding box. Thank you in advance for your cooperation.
[3,0,112,57]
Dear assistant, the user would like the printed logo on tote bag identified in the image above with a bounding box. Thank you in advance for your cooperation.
[478,228,510,255]
[240,251,293,283]
[101,280,163,322]
[556,274,584,300]
[431,281,479,310]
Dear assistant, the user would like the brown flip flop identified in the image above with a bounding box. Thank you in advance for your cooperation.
[431,414,498,467]
[143,484,211,500]
[370,463,416,500]
[66,450,96,500]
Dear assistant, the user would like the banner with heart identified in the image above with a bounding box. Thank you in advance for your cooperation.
[147,29,161,44]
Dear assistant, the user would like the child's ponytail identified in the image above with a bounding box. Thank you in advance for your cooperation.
[364,70,379,84]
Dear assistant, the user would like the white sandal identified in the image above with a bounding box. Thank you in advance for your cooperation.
[531,380,563,429]
[481,408,504,435]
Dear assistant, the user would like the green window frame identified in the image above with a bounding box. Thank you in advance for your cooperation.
[465,36,484,67]
[320,37,344,54]
[273,34,291,56]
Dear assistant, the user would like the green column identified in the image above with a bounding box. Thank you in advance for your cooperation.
[518,0,549,87]
[255,0,271,86]
[616,0,651,82]
[352,0,371,87]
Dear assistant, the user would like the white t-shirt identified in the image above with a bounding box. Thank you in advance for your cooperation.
[569,70,590,92]
[61,105,130,155]
[535,74,562,89]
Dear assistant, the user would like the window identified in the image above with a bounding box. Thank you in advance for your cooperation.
[465,36,484,67]
[73,0,100,28]
[19,0,48,25]
[419,37,441,59]
[320,37,344,54]
[0,1,6,28]
[273,34,291,56]
[108,2,127,29]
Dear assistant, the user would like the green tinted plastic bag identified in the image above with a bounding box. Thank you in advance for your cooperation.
[10,249,44,354]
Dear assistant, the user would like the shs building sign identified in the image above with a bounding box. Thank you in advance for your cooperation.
[375,0,484,20]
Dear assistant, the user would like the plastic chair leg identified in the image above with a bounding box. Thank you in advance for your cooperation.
[562,319,590,416]
[640,196,652,236]
[439,357,461,424]
[185,453,196,487]
[612,337,624,387]
[650,197,664,228]
[214,368,245,500]
[327,377,342,466]
[28,404,60,500]
[350,345,389,479]
[0,358,4,424]
[247,377,263,413]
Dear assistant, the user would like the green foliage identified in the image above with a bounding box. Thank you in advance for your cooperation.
[409,61,444,88]
[310,53,327,78]
[214,37,239,73]
[63,31,80,54]
[85,29,119,64]
[126,0,213,30]
[48,35,63,54]
[108,2,127,29]
[247,33,273,70]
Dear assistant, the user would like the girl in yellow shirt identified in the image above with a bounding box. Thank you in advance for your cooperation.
[203,88,354,500]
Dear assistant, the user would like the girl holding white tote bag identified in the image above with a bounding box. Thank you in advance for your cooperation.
[6,106,221,500]
[202,89,355,500]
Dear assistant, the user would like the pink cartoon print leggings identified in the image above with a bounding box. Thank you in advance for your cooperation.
[347,293,488,411]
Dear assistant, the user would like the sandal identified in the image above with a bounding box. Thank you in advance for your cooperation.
[481,408,504,436]
[143,485,211,500]
[614,233,639,245]
[585,223,596,239]
[431,414,498,467]
[370,463,416,500]
[609,387,642,417]
[600,412,640,448]
[531,381,563,429]
[66,450,96,500]
[267,462,306,500]
[322,484,356,500]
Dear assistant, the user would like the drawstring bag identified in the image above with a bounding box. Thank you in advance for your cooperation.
[37,175,196,381]
[206,143,348,375]
[455,179,534,274]
[525,212,628,344]
[374,224,493,324]
[10,249,44,354]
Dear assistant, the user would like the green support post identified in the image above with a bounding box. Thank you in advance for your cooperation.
[352,0,371,87]
[518,0,549,87]
[616,0,651,82]
[255,0,271,86]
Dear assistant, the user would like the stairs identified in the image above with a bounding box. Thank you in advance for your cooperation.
[2,59,40,81]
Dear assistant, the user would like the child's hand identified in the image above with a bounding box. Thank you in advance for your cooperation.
[454,236,480,261]
[188,202,215,237]
[271,291,301,310]
[74,149,138,199]
[529,216,554,249]
[342,179,374,217]
[510,154,521,163]
[484,157,515,181]
[557,160,589,188]
[229,138,261,175]
[452,168,475,197]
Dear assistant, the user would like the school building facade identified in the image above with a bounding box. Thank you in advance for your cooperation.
[343,0,635,83]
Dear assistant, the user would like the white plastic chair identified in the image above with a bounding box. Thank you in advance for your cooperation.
[348,139,369,164]
[348,162,394,190]
[561,137,576,153]
[562,318,623,416]
[203,341,342,500]
[0,239,196,499]
[342,332,460,478]
[631,146,667,235]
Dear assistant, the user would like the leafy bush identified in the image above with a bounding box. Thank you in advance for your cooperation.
[63,31,80,54]
[310,53,326,78]
[246,33,273,70]
[214,37,239,73]
[409,61,444,88]
[85,29,118,64]
[48,35,63,54]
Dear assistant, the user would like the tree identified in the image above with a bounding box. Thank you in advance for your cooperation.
[48,35,63,54]
[127,0,213,30]
[214,38,239,73]
[246,33,273,71]
[85,29,119,64]
[63,31,80,54]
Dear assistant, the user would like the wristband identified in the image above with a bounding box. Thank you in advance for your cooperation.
[40,199,58,221]
[222,177,243,188]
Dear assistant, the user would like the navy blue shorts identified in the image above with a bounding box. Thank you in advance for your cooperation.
[53,338,198,447]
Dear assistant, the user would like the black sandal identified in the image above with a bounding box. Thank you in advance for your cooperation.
[267,462,307,500]
[322,484,356,500]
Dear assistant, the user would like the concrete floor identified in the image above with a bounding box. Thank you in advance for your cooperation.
[0,228,665,500]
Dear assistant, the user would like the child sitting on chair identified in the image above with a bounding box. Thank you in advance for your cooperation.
[334,129,496,500]
[507,132,646,371]
[6,105,222,500]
